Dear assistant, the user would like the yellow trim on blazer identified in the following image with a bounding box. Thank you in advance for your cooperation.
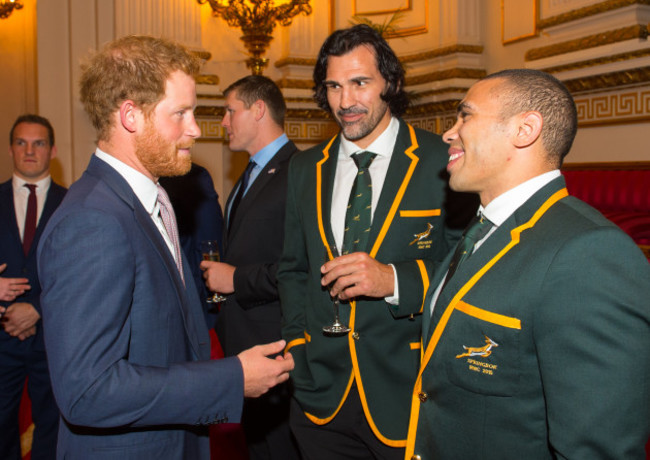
[309,125,422,447]
[399,209,441,217]
[305,373,355,425]
[456,301,521,330]
[369,124,419,259]
[404,187,569,459]
[416,259,429,314]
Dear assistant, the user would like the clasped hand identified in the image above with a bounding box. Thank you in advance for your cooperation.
[0,263,31,301]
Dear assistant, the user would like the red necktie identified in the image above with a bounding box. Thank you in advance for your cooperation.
[23,184,37,256]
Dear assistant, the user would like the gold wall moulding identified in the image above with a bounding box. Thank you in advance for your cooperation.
[191,50,213,61]
[197,0,312,75]
[276,78,315,89]
[0,0,22,19]
[574,87,650,127]
[400,44,483,64]
[537,0,650,30]
[563,66,650,93]
[196,74,220,85]
[542,49,650,74]
[196,118,338,143]
[405,68,486,86]
[526,24,648,61]
[275,57,317,68]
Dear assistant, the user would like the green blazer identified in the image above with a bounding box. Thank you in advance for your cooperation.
[278,119,471,446]
[407,177,650,460]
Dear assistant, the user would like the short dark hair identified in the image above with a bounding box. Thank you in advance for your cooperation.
[223,75,286,127]
[10,114,55,146]
[483,69,577,166]
[313,24,408,117]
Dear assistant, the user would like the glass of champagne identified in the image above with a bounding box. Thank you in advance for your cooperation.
[201,240,226,303]
[322,244,351,336]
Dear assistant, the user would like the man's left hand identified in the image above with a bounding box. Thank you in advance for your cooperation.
[1,302,40,339]
[321,252,394,300]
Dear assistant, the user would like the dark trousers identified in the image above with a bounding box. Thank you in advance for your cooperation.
[289,385,404,460]
[0,336,59,460]
[244,381,301,460]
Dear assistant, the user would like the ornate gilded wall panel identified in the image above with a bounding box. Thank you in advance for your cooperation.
[574,87,650,125]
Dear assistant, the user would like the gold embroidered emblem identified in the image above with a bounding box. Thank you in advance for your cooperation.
[409,223,434,246]
[456,335,498,359]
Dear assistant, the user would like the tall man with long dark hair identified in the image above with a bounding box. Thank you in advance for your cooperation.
[278,24,472,460]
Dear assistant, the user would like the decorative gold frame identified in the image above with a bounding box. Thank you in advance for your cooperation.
[501,0,538,45]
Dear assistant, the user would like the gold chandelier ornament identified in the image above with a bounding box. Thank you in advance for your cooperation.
[198,0,312,75]
[0,0,23,19]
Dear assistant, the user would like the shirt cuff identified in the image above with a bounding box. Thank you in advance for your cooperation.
[384,263,399,305]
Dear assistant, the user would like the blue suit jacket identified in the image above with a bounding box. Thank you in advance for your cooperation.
[0,178,66,350]
[38,155,243,459]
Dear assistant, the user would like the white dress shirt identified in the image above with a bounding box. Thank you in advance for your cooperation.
[429,169,562,316]
[95,149,178,264]
[12,174,52,241]
[331,116,399,249]
[330,116,400,301]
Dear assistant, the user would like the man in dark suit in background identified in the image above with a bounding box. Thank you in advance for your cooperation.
[37,35,293,459]
[277,24,472,460]
[201,75,301,460]
[160,163,224,328]
[407,69,650,459]
[0,114,65,459]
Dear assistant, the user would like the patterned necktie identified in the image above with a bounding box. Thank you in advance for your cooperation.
[443,213,493,286]
[157,184,184,283]
[343,151,377,254]
[229,160,256,230]
[23,184,37,256]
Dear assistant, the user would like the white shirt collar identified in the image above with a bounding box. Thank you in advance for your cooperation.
[94,148,159,216]
[481,170,562,227]
[12,174,51,195]
[339,116,399,158]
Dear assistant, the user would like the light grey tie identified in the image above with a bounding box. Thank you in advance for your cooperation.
[157,184,184,284]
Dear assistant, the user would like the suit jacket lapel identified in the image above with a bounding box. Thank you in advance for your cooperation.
[28,184,64,258]
[422,177,570,360]
[318,135,339,253]
[88,156,205,360]
[367,120,419,258]
[227,141,296,239]
[0,183,22,254]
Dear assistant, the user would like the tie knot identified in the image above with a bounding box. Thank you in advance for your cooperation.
[24,183,37,194]
[156,184,172,207]
[352,151,376,170]
[464,214,494,243]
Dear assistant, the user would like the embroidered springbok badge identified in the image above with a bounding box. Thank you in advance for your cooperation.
[409,222,434,246]
[456,335,498,359]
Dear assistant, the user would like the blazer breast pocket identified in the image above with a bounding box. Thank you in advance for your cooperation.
[397,209,442,252]
[443,301,522,396]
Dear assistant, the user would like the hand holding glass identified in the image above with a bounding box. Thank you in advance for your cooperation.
[201,240,226,303]
[322,244,351,336]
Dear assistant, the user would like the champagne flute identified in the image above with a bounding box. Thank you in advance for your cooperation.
[322,243,351,336]
[201,240,227,303]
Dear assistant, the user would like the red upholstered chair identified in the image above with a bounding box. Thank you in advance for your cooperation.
[562,163,650,259]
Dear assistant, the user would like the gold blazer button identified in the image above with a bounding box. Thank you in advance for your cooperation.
[418,392,428,402]
[352,332,360,340]
[411,455,422,460]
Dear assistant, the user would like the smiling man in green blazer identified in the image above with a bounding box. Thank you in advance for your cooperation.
[406,69,650,460]
[278,24,474,460]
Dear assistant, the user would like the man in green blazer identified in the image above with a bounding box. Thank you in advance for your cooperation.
[278,24,473,459]
[407,69,650,460]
